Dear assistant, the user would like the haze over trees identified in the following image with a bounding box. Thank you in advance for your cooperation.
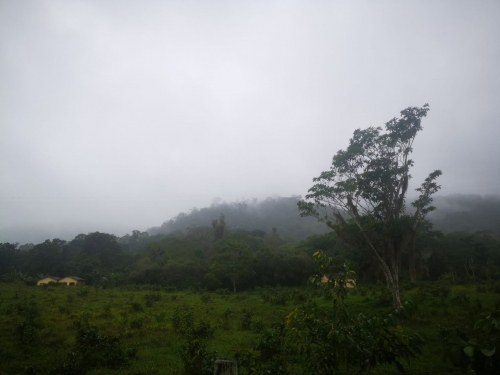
[148,196,330,240]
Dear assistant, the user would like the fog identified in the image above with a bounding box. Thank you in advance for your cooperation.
[1,1,499,244]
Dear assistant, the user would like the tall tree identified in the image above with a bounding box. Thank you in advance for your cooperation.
[210,236,253,292]
[212,214,226,241]
[298,104,441,308]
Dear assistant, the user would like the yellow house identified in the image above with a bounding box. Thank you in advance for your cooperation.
[37,276,61,285]
[321,275,356,288]
[59,276,85,286]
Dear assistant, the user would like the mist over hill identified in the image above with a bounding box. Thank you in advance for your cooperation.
[428,194,500,233]
[148,194,500,240]
[2,194,498,246]
[148,196,330,240]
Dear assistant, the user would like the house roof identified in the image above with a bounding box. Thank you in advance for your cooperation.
[39,276,60,281]
[63,276,84,281]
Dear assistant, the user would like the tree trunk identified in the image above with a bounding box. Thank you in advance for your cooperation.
[378,258,402,309]
[356,225,402,309]
[388,277,402,309]
[408,239,417,282]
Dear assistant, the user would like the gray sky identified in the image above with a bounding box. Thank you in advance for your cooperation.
[1,0,500,243]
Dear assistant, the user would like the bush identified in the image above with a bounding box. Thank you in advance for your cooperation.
[451,292,470,306]
[14,300,41,346]
[130,302,144,312]
[200,293,212,303]
[240,310,252,331]
[251,318,265,333]
[179,336,215,375]
[130,317,145,329]
[171,306,194,335]
[154,312,167,323]
[144,292,161,307]
[440,309,500,374]
[76,288,89,298]
[15,320,38,345]
[50,323,136,375]
[217,308,233,330]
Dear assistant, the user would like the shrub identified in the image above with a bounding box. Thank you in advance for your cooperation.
[240,310,252,331]
[179,336,215,375]
[50,323,136,375]
[76,288,89,298]
[215,288,230,296]
[144,292,161,307]
[154,312,167,323]
[15,320,38,345]
[251,318,265,333]
[58,306,70,315]
[440,309,500,374]
[130,317,145,329]
[200,293,212,303]
[171,306,194,335]
[451,292,471,306]
[130,302,144,312]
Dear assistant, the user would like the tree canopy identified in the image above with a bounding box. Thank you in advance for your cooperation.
[298,104,441,308]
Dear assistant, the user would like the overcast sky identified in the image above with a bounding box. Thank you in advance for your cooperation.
[1,0,499,243]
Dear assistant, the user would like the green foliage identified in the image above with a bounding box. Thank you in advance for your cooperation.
[200,292,212,303]
[217,308,233,330]
[240,309,253,331]
[441,309,500,374]
[211,235,254,293]
[171,304,217,375]
[236,322,292,375]
[261,290,290,305]
[130,301,144,312]
[14,299,41,346]
[144,292,161,307]
[299,104,441,307]
[50,321,136,375]
[287,252,425,374]
[129,316,145,329]
[179,336,216,375]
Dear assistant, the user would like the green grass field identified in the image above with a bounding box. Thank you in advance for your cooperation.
[0,282,497,375]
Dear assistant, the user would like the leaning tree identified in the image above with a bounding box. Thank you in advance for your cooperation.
[298,104,441,308]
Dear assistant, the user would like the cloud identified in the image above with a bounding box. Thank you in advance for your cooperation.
[1,0,499,243]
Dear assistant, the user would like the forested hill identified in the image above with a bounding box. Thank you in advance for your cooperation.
[428,194,500,233]
[147,197,329,240]
[148,194,500,239]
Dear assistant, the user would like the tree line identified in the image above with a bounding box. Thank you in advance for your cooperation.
[1,217,500,291]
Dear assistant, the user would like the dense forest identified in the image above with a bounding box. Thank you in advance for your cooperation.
[1,195,500,291]
[147,196,330,240]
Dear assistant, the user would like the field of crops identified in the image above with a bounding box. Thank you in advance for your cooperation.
[1,281,498,375]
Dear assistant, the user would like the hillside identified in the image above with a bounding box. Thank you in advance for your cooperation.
[147,196,329,240]
[148,194,500,239]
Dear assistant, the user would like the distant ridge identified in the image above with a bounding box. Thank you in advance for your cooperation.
[147,196,329,240]
[149,194,500,239]
[428,194,500,233]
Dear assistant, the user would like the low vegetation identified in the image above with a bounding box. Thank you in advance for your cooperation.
[1,276,500,374]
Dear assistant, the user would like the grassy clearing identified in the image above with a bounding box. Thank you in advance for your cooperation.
[0,282,498,375]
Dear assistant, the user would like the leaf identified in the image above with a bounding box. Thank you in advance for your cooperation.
[449,337,467,347]
[483,320,492,333]
[467,338,478,346]
[463,346,475,357]
[415,333,425,342]
[481,347,496,357]
[395,360,405,374]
